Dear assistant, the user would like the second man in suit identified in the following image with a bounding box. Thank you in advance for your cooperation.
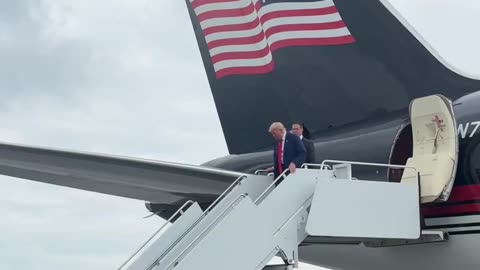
[291,122,315,164]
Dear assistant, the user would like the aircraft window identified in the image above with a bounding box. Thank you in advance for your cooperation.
[470,143,480,183]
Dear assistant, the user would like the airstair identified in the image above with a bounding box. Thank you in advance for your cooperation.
[118,160,446,270]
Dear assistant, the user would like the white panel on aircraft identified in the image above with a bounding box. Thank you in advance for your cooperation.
[306,178,421,240]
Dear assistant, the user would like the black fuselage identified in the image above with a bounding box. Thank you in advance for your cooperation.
[205,91,480,188]
[147,91,480,222]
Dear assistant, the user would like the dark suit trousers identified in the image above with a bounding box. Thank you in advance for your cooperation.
[274,164,290,186]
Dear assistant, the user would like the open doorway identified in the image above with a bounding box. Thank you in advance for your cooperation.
[388,123,413,182]
[389,95,458,203]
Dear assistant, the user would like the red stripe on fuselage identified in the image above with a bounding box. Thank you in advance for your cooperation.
[423,203,480,218]
[448,184,480,202]
[422,184,480,218]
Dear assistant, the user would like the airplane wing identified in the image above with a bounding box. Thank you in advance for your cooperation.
[0,142,243,205]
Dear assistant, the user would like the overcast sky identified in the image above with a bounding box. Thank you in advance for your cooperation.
[0,1,479,269]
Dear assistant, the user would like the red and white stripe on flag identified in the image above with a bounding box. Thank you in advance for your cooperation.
[190,0,355,79]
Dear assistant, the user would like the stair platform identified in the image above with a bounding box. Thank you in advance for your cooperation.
[118,160,446,270]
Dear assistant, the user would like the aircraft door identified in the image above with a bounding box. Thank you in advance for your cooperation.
[400,94,458,203]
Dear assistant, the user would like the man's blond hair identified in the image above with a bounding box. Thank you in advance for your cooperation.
[268,122,285,132]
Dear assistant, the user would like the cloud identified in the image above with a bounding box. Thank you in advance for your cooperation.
[388,0,480,78]
[0,0,227,164]
[0,0,93,101]
[0,1,228,269]
[0,175,163,270]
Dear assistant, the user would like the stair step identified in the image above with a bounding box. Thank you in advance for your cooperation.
[263,264,289,270]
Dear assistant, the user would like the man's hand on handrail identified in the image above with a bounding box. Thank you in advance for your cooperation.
[288,162,296,173]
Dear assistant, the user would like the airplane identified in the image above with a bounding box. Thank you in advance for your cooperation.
[1,0,480,269]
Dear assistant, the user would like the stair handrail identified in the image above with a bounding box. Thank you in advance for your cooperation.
[117,200,195,270]
[165,193,249,270]
[204,174,247,214]
[147,175,247,268]
[254,168,290,205]
[254,169,274,176]
[254,169,270,175]
[301,163,331,170]
[319,160,418,175]
[255,160,418,206]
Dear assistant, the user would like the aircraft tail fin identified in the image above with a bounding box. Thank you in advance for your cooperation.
[185,0,480,154]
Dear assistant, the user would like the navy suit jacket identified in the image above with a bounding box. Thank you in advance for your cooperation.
[302,137,316,164]
[273,132,306,177]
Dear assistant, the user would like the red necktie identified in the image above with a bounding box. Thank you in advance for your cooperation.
[277,140,283,174]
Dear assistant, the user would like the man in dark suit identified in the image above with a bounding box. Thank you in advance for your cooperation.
[291,122,316,164]
[267,122,306,179]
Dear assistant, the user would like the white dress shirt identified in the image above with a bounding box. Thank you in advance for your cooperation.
[280,132,286,163]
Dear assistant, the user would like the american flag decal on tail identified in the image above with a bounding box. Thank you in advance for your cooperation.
[190,0,355,79]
